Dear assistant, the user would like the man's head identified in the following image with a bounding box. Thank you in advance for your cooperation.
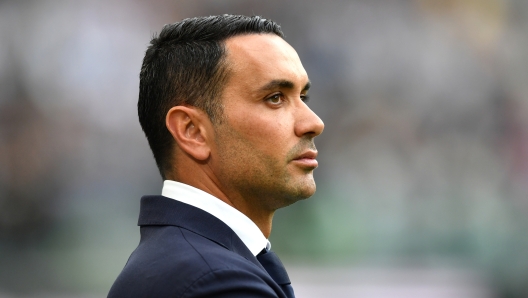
[138,15,284,178]
[139,15,324,215]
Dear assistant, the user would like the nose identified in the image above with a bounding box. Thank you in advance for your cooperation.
[294,102,324,138]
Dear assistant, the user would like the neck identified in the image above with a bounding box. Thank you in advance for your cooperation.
[167,166,275,238]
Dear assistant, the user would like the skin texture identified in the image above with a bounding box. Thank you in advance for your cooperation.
[165,34,324,237]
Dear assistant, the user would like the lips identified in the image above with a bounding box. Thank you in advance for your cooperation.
[292,150,318,168]
[295,150,318,160]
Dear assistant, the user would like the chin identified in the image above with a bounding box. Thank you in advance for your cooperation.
[291,178,317,200]
[268,174,317,209]
[299,186,316,199]
[277,186,315,209]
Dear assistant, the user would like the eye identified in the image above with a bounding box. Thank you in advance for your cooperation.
[301,94,310,102]
[266,94,283,105]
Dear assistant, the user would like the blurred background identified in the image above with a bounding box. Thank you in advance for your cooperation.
[1,0,528,297]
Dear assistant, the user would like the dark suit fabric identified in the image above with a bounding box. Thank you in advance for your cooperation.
[108,195,292,298]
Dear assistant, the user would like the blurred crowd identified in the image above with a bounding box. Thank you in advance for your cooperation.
[1,0,528,297]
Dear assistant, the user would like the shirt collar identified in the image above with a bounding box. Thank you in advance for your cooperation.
[161,180,270,256]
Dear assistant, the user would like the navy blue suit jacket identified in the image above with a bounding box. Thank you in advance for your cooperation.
[108,195,289,297]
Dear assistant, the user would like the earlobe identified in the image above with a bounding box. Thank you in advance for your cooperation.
[166,106,211,161]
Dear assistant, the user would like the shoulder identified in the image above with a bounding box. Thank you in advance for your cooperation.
[108,226,279,298]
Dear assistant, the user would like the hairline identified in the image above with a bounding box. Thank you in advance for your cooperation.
[210,32,287,121]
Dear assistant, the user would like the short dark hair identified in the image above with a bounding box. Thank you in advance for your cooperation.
[138,15,284,179]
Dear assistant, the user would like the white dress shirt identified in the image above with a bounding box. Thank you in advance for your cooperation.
[161,180,270,256]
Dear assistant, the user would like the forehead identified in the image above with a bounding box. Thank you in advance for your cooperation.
[223,34,308,89]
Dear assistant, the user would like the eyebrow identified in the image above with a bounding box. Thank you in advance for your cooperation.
[258,79,311,92]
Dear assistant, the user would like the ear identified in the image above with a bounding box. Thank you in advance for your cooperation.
[166,106,212,161]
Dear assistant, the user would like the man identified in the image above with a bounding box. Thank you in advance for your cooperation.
[108,14,324,298]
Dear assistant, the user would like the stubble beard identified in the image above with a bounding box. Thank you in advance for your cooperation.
[213,124,317,212]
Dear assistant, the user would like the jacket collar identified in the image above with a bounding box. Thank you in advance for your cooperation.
[138,195,263,268]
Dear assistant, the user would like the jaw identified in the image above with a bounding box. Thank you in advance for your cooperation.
[288,172,317,200]
[265,169,317,209]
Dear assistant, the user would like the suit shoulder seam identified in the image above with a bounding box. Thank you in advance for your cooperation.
[178,227,214,271]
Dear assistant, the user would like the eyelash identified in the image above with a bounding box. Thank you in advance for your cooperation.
[266,93,310,104]
[267,94,283,104]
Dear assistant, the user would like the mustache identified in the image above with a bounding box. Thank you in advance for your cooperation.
[286,138,317,161]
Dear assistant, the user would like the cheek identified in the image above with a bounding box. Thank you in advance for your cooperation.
[229,112,291,154]
[214,124,281,184]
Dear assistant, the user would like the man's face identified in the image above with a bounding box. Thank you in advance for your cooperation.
[208,34,324,212]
